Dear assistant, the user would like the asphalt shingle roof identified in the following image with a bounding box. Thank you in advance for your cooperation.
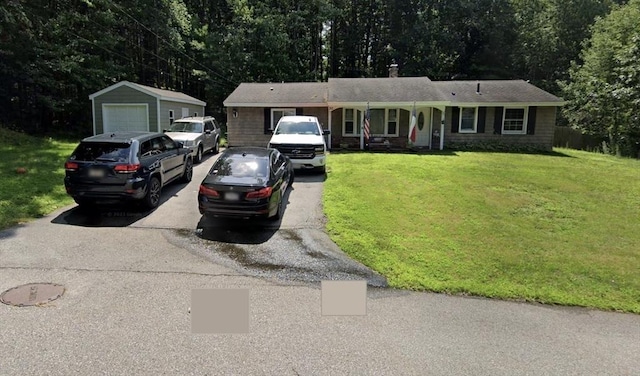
[328,77,441,103]
[222,78,564,107]
[223,82,328,106]
[433,80,563,104]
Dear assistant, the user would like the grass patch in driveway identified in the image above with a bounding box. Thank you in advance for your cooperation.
[0,127,77,230]
[322,148,640,313]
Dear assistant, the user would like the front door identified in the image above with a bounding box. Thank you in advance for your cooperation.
[414,109,431,147]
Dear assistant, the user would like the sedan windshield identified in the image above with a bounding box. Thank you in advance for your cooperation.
[275,121,320,135]
[167,122,203,133]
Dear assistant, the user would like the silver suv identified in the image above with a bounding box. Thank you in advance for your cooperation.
[164,116,221,163]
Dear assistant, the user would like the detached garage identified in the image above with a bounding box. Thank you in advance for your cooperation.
[89,81,206,135]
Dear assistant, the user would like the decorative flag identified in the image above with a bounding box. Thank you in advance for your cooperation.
[408,102,417,144]
[363,103,371,142]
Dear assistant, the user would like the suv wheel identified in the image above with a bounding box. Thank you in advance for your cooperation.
[213,140,219,154]
[143,177,161,209]
[181,158,193,183]
[195,146,203,164]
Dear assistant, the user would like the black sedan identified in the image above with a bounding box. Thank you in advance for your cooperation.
[198,147,294,220]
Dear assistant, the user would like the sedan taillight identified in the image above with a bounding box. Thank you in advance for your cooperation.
[246,187,273,199]
[199,185,220,197]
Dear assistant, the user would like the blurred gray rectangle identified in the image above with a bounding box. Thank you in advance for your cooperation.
[191,289,250,333]
[321,280,367,316]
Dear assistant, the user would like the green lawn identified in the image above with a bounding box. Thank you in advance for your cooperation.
[323,149,640,313]
[0,128,77,229]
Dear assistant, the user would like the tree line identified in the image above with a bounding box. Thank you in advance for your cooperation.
[1,0,638,156]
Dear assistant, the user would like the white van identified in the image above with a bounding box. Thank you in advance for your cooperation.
[267,115,330,173]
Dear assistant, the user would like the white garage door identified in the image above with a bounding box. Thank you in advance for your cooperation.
[103,104,149,133]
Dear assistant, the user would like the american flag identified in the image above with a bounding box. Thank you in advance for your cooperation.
[363,103,370,141]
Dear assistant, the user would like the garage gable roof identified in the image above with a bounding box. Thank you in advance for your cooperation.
[89,81,206,106]
[223,82,328,107]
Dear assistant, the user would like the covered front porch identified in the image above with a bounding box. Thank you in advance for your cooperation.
[326,105,446,151]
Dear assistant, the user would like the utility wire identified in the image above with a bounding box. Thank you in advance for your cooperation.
[102,0,239,88]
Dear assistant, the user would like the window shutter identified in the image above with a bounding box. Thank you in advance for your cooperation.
[264,108,271,134]
[477,107,486,133]
[493,107,503,134]
[451,107,459,133]
[296,108,304,115]
[527,106,537,135]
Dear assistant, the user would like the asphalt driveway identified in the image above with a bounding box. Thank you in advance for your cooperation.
[1,151,639,375]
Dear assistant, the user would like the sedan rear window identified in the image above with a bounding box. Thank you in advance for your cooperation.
[211,156,269,178]
[70,142,132,162]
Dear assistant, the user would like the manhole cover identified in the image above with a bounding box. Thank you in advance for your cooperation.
[0,283,65,307]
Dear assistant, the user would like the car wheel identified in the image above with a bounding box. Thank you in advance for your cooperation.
[288,171,294,186]
[195,146,203,164]
[213,140,219,154]
[143,177,161,209]
[181,158,193,183]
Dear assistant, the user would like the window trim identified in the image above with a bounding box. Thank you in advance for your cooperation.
[502,106,528,134]
[385,108,400,137]
[271,108,296,130]
[342,108,361,137]
[458,107,478,133]
[342,107,400,137]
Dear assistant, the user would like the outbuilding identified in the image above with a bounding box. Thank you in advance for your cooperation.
[89,81,206,135]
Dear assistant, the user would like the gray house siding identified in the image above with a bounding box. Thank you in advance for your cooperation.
[444,106,557,151]
[158,101,204,131]
[93,86,157,134]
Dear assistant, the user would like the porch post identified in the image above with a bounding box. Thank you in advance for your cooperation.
[360,107,364,150]
[440,109,445,150]
[327,107,332,150]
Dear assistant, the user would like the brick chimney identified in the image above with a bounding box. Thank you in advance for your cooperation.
[389,63,399,78]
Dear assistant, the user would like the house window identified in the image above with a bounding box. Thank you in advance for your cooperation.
[194,112,198,117]
[459,107,477,133]
[503,108,527,134]
[343,107,399,137]
[387,109,398,135]
[169,110,174,124]
[271,108,296,130]
[343,108,361,136]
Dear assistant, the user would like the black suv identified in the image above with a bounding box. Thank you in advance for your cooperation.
[64,132,193,209]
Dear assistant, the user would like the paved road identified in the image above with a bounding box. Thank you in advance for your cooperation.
[1,151,638,375]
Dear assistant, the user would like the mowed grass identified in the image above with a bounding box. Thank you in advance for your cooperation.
[0,128,77,229]
[323,149,640,313]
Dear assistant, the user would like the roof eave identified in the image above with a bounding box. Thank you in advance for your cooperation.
[223,102,327,108]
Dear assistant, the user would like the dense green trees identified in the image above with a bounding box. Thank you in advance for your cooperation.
[562,0,640,157]
[1,0,637,156]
